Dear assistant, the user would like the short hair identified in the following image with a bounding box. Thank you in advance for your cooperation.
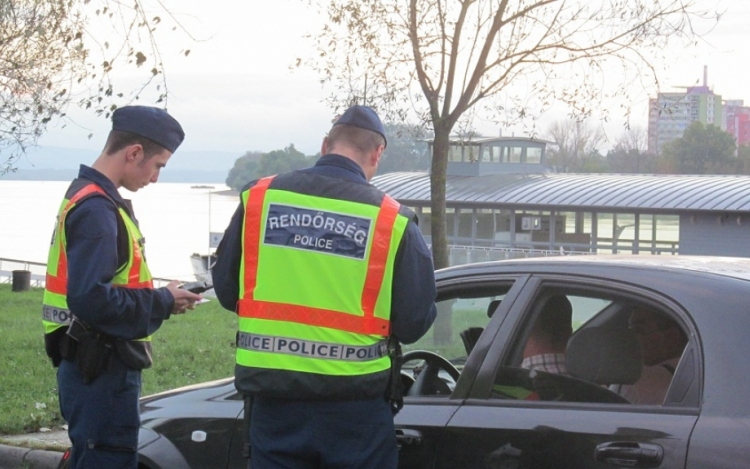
[104,130,166,158]
[327,124,385,156]
[630,307,687,346]
[532,295,573,344]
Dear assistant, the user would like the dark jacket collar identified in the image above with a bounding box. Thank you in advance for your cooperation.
[314,154,368,182]
[77,164,135,215]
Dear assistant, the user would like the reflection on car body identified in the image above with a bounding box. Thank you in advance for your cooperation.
[131,255,750,469]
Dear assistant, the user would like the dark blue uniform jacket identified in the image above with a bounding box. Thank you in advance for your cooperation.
[63,165,174,340]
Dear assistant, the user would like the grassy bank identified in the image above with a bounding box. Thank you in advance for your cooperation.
[0,284,237,435]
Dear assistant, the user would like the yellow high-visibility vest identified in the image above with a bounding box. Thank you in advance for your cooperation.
[235,175,409,399]
[42,182,154,339]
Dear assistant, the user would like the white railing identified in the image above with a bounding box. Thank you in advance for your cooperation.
[445,245,592,266]
[0,257,173,289]
[0,258,47,287]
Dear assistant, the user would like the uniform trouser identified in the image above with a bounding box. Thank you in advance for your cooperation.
[249,396,398,469]
[57,356,141,469]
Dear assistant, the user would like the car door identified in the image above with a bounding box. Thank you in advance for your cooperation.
[433,274,702,469]
[395,273,530,469]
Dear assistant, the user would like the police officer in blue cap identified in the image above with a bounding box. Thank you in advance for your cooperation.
[214,105,437,469]
[43,106,202,468]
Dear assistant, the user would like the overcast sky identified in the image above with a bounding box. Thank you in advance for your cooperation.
[36,0,750,157]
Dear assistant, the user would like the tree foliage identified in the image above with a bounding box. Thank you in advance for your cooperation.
[256,144,312,179]
[1,0,191,175]
[302,0,713,268]
[737,145,750,174]
[225,145,317,191]
[660,122,737,174]
[225,151,263,190]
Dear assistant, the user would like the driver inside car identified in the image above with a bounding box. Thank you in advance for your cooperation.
[491,295,574,401]
[521,295,573,375]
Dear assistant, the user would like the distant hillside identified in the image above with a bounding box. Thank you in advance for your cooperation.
[4,146,241,183]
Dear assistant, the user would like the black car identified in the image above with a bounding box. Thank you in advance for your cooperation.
[130,255,750,469]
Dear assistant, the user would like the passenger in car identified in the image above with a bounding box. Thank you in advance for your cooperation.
[623,307,688,405]
[521,295,573,374]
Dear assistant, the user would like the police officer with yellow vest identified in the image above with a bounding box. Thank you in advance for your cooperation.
[213,105,437,469]
[42,106,202,469]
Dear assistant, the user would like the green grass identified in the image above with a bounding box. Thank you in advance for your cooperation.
[0,284,237,436]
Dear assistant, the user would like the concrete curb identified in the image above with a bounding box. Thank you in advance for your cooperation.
[0,444,63,469]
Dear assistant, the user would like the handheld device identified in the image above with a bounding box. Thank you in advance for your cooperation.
[179,281,213,294]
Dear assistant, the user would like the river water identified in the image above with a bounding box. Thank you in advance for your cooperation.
[0,180,239,281]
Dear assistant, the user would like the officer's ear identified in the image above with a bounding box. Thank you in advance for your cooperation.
[370,144,384,168]
[124,143,144,164]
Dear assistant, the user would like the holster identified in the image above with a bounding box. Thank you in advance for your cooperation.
[115,340,153,370]
[385,336,404,415]
[66,319,114,384]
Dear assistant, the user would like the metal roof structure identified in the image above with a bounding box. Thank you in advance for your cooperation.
[371,172,750,213]
[423,136,555,145]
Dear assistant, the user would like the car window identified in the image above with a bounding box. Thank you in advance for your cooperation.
[491,286,691,407]
[401,282,513,396]
[569,295,611,330]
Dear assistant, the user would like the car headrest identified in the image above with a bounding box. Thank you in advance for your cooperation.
[566,327,642,385]
[487,300,501,318]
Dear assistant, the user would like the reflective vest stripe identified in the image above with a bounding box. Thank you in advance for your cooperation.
[46,184,107,295]
[42,305,74,325]
[128,236,145,285]
[237,332,387,361]
[360,195,399,333]
[45,272,67,294]
[242,176,274,300]
[238,300,390,336]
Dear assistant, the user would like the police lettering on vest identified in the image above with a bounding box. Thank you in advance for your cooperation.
[42,306,73,325]
[237,332,387,362]
[264,204,372,259]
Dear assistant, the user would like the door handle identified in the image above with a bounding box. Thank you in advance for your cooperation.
[594,441,663,468]
[395,428,423,448]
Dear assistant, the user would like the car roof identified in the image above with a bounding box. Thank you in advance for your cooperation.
[436,255,750,282]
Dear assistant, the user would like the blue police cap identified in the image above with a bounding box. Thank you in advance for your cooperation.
[334,105,387,148]
[111,106,185,153]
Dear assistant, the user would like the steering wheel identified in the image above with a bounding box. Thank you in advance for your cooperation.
[402,350,461,396]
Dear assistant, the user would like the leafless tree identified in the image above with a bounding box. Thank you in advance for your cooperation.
[545,119,605,172]
[1,0,192,175]
[607,126,656,173]
[614,127,648,154]
[301,0,714,269]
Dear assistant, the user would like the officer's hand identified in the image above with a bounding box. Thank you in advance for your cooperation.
[166,280,203,315]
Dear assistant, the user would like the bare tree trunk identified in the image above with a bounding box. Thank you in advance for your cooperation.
[430,128,451,270]
[430,126,452,344]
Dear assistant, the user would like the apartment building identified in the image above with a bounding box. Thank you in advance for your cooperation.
[648,83,723,154]
[725,100,750,147]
